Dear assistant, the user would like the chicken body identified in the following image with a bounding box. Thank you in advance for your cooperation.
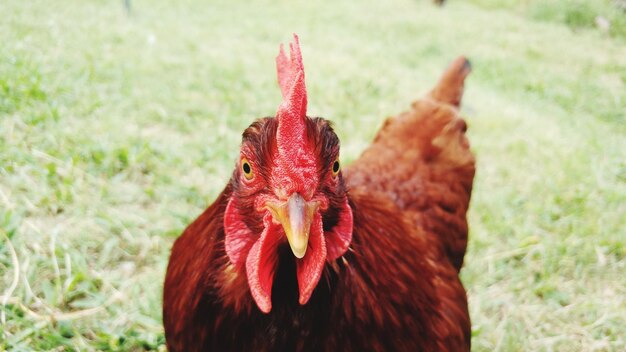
[163,54,474,351]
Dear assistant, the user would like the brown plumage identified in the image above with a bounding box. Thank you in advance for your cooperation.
[163,37,475,351]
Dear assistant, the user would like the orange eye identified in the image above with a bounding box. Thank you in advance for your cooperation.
[331,159,340,177]
[241,158,254,180]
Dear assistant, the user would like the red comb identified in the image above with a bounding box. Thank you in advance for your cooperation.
[276,34,306,108]
[275,34,310,179]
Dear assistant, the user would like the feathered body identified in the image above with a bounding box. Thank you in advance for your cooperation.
[163,36,475,351]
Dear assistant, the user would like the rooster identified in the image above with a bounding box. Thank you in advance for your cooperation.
[163,34,475,351]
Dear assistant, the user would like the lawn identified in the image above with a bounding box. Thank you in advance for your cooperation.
[1,0,625,350]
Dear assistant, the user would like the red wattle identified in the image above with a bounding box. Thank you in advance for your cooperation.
[296,213,327,305]
[225,195,354,312]
[245,219,282,313]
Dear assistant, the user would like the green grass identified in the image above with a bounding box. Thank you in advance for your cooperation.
[1,0,625,350]
[467,0,626,39]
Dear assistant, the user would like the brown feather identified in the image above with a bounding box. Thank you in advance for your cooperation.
[163,57,475,351]
[346,56,474,269]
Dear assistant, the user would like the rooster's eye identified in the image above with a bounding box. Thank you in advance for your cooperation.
[242,158,254,180]
[332,159,340,177]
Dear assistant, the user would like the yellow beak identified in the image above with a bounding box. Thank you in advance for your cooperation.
[265,193,320,259]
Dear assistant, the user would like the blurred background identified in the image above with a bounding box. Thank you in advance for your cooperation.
[1,0,624,350]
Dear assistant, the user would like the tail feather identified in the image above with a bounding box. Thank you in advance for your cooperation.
[429,56,471,107]
[346,56,475,270]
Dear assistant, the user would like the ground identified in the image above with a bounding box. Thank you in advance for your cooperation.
[1,0,625,350]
